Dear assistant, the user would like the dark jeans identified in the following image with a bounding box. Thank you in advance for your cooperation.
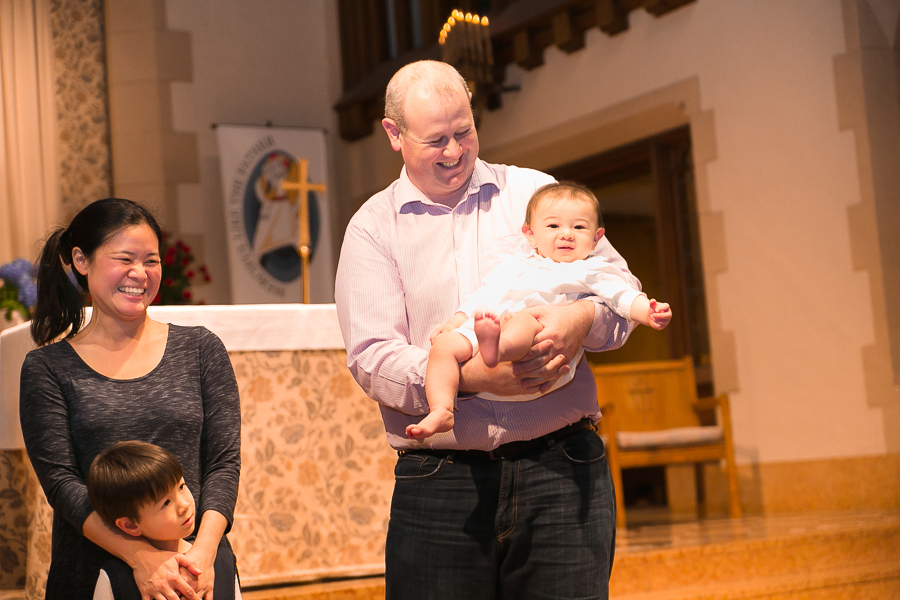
[385,429,616,600]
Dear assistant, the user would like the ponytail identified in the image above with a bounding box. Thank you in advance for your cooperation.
[30,227,85,346]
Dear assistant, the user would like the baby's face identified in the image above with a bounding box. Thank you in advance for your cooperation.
[134,478,196,543]
[523,196,603,263]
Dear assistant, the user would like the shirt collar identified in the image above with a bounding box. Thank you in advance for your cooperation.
[392,159,500,212]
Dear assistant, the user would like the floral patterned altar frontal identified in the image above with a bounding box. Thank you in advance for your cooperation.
[216,125,334,305]
[2,305,395,592]
[230,347,394,586]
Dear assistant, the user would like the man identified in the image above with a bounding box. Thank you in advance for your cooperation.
[335,60,638,600]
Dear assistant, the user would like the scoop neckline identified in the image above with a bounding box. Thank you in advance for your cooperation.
[63,324,173,382]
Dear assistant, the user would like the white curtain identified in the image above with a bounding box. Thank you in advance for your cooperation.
[0,0,59,264]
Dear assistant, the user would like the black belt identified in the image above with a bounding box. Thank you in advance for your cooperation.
[400,418,594,461]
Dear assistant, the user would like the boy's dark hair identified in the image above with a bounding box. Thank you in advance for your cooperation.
[87,441,183,527]
[524,181,603,229]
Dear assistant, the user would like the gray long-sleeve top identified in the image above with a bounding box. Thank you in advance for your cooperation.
[19,325,241,600]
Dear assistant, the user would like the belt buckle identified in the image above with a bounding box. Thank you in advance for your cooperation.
[488,438,534,460]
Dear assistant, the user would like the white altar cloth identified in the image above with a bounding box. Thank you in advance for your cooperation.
[0,303,344,449]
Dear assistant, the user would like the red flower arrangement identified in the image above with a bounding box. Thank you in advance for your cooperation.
[153,232,210,305]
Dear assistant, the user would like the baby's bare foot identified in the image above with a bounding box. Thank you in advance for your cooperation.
[474,311,502,367]
[406,409,455,439]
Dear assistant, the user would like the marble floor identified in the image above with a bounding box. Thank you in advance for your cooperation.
[239,509,900,600]
[4,511,896,600]
[615,508,900,554]
[609,509,900,599]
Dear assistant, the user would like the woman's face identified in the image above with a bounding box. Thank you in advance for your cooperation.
[73,224,161,322]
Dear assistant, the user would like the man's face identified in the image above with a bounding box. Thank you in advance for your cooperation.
[383,84,479,207]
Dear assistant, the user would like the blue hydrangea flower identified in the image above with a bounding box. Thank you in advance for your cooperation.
[0,258,33,283]
[17,273,37,307]
[0,258,37,317]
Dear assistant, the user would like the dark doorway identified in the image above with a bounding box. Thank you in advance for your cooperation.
[550,126,712,390]
[549,126,712,520]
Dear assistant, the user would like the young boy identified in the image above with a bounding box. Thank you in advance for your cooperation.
[407,181,672,439]
[87,441,241,600]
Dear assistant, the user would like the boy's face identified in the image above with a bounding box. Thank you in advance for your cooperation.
[129,478,196,542]
[522,196,604,263]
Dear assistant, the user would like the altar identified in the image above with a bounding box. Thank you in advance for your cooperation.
[0,305,395,596]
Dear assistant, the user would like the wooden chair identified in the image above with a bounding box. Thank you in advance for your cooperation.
[590,356,741,528]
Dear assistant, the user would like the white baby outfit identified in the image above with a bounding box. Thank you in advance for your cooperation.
[454,250,645,402]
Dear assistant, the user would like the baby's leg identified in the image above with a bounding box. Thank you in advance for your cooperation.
[408,332,473,439]
[475,311,543,367]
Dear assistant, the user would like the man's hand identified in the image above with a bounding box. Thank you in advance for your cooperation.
[458,341,568,396]
[458,301,593,397]
[521,301,594,393]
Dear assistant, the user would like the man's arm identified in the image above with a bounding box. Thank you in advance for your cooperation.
[458,300,591,397]
[335,217,430,417]
[521,300,595,392]
[457,337,569,396]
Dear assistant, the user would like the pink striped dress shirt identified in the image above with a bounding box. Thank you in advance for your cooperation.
[335,160,640,451]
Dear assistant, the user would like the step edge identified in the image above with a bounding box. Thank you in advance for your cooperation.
[611,559,900,600]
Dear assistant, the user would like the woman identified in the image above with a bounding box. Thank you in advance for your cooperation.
[19,199,241,600]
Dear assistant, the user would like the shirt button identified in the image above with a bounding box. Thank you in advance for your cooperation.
[501,416,509,423]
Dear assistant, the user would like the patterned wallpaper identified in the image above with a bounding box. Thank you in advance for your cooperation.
[1,6,111,590]
[49,0,112,220]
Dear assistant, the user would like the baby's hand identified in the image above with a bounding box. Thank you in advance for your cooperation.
[430,322,457,345]
[647,300,672,330]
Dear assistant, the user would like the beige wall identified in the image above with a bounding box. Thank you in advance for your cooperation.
[346,1,900,467]
[478,0,900,465]
[835,0,900,456]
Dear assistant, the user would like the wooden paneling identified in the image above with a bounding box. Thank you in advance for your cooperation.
[552,10,586,53]
[334,0,697,141]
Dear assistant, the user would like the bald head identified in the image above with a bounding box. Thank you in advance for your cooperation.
[385,60,472,134]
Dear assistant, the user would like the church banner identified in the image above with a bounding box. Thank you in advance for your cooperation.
[216,125,334,304]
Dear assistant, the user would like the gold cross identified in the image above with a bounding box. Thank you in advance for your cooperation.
[280,158,327,303]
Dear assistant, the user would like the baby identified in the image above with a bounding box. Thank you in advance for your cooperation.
[407,181,671,439]
[87,441,240,600]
